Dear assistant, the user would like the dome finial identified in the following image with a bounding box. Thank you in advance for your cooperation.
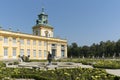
[41,7,45,14]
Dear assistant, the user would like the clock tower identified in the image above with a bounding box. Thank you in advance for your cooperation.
[32,8,54,37]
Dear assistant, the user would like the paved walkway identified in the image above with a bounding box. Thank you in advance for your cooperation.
[59,63,120,77]
[76,63,120,76]
[106,69,120,77]
[75,63,93,68]
[15,79,35,80]
[7,62,120,77]
[77,63,120,77]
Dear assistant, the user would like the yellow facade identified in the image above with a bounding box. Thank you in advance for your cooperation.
[0,8,67,60]
[0,29,67,60]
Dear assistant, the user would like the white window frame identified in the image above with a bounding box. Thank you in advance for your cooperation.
[33,40,36,45]
[27,49,30,56]
[4,37,8,44]
[44,50,47,57]
[4,48,8,58]
[39,41,42,46]
[13,38,16,45]
[20,39,24,45]
[12,48,16,58]
[44,42,47,46]
[39,50,42,57]
[20,49,24,56]
[61,50,65,57]
[27,40,30,45]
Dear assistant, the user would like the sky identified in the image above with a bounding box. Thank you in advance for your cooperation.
[0,0,120,46]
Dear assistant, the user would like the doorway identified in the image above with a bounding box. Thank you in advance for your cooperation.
[51,49,56,58]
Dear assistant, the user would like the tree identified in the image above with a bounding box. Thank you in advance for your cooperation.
[115,39,120,57]
[67,39,120,58]
[81,45,90,57]
[67,42,79,57]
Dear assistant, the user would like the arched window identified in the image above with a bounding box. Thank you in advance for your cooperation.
[45,31,48,37]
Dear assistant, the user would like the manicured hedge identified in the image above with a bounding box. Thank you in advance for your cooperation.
[9,68,120,80]
[93,60,120,69]
[11,74,51,80]
[0,60,120,80]
[59,58,120,69]
[0,66,119,80]
[0,61,6,67]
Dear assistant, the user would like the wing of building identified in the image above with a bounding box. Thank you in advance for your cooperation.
[0,8,67,60]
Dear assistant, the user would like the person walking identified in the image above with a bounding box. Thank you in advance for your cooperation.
[47,51,52,65]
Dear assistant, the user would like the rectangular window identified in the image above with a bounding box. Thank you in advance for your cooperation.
[52,44,55,46]
[39,50,42,57]
[13,38,16,45]
[27,49,30,56]
[44,50,47,57]
[44,42,47,46]
[39,41,41,46]
[20,39,24,45]
[4,48,8,56]
[4,37,8,43]
[13,48,16,56]
[27,40,30,45]
[61,50,65,57]
[33,50,36,57]
[33,40,36,45]
[61,45,65,50]
[52,44,57,49]
[20,49,24,56]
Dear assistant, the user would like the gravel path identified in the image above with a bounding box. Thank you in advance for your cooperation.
[11,62,120,77]
[76,63,120,77]
[106,69,120,77]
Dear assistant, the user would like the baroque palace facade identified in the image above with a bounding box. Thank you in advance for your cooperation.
[0,8,67,60]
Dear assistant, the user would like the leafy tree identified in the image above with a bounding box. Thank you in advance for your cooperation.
[67,39,120,58]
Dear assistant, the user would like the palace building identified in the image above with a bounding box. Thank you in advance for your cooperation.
[0,8,67,60]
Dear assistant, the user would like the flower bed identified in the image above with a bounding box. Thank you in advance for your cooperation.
[59,58,120,69]
[0,67,119,80]
[0,61,120,80]
[93,60,120,69]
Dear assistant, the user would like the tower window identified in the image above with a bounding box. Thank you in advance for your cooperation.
[43,21,46,24]
[36,31,38,35]
[45,31,48,37]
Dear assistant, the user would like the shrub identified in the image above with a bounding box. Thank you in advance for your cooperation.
[8,63,13,65]
[93,60,120,69]
[0,62,6,67]
[13,61,19,65]
[30,59,47,62]
[11,74,51,80]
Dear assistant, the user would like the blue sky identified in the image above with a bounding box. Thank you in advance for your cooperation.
[0,0,120,46]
